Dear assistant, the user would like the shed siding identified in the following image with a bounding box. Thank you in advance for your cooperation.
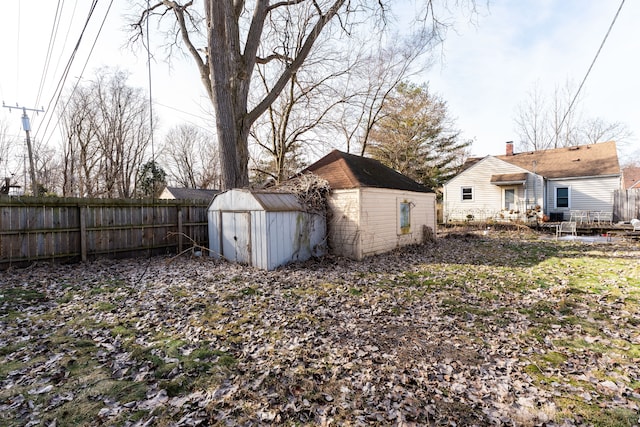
[546,176,619,216]
[251,211,267,269]
[208,209,222,257]
[208,189,326,270]
[269,211,325,270]
[359,188,435,258]
[326,190,361,259]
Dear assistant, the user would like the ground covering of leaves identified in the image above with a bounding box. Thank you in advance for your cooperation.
[1,231,640,426]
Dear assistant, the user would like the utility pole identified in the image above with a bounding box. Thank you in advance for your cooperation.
[2,102,44,196]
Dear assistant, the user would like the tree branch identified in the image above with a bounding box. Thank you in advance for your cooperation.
[246,0,346,127]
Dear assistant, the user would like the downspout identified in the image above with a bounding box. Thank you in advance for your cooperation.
[542,177,548,217]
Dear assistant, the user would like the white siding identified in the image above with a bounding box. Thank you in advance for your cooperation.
[326,190,361,259]
[328,188,436,260]
[208,209,222,257]
[444,157,543,221]
[359,188,436,258]
[546,176,619,217]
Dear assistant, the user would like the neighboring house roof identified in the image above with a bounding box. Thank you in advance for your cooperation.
[160,187,219,200]
[622,165,640,189]
[495,141,620,179]
[304,149,432,193]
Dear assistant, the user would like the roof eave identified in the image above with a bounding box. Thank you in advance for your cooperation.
[546,173,621,181]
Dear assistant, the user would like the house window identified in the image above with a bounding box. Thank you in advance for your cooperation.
[399,200,411,234]
[556,187,569,208]
[504,188,515,210]
[461,187,473,201]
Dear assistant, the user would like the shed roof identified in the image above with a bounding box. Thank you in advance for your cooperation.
[304,150,432,193]
[210,189,305,212]
[251,191,305,211]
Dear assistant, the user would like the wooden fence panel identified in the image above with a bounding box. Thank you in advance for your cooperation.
[614,189,640,222]
[0,197,209,270]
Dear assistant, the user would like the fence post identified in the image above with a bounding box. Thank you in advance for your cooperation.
[178,207,184,253]
[79,205,87,262]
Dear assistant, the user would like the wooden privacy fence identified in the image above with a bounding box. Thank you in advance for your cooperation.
[613,189,640,222]
[0,196,209,270]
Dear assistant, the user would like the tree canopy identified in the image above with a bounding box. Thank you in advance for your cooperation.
[367,82,470,192]
[133,1,459,190]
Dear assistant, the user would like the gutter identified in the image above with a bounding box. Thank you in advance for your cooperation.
[545,174,621,181]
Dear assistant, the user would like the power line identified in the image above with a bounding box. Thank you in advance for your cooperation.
[34,0,103,142]
[557,0,626,136]
[15,1,21,95]
[34,0,64,108]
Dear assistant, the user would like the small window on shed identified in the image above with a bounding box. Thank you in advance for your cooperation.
[399,200,411,234]
[461,186,473,201]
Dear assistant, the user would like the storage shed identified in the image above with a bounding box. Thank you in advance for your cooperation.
[208,189,326,270]
[304,150,437,260]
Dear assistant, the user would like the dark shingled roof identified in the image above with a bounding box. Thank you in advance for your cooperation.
[304,150,432,193]
[163,187,219,200]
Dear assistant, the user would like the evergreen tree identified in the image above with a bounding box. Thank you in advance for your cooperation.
[367,82,471,193]
[136,161,167,198]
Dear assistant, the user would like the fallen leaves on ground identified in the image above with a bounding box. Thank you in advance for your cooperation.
[1,232,640,426]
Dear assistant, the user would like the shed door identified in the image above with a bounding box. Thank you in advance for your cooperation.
[221,212,251,264]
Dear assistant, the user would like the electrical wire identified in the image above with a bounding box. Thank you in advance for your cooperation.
[556,0,626,137]
[15,2,21,97]
[34,0,99,139]
[35,0,114,144]
[34,0,64,109]
[50,1,80,96]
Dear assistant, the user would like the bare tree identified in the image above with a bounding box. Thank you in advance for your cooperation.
[160,124,220,189]
[33,138,61,195]
[0,119,21,193]
[548,82,581,149]
[0,119,14,178]
[513,83,550,151]
[60,85,101,197]
[333,30,437,156]
[514,80,632,152]
[132,1,458,190]
[582,117,632,146]
[248,37,359,183]
[59,68,153,198]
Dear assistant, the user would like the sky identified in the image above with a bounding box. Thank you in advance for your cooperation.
[0,0,638,183]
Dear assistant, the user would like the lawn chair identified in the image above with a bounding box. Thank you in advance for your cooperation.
[556,221,577,239]
[569,210,589,224]
[632,218,640,232]
[594,211,612,225]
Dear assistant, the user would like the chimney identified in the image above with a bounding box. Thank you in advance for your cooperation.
[506,141,514,156]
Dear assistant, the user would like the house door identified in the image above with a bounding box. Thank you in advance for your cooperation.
[503,187,516,210]
[221,212,251,264]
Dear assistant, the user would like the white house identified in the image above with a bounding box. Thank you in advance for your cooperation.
[304,150,437,260]
[159,187,219,201]
[208,189,326,270]
[443,141,621,222]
